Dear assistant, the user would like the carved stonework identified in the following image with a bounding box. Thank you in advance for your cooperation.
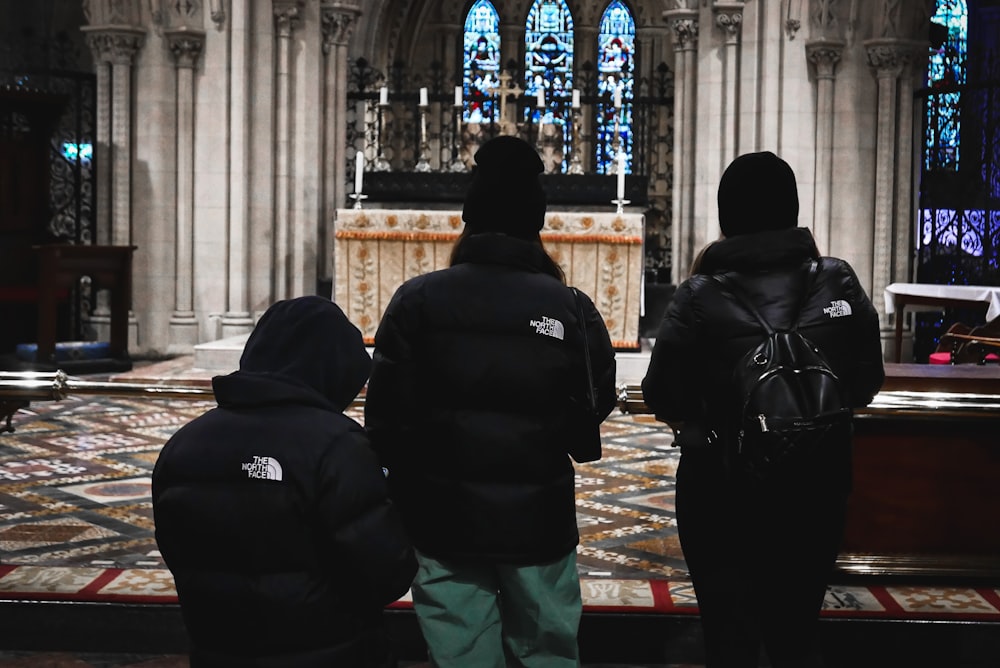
[713,3,744,45]
[664,9,699,51]
[865,39,911,79]
[811,0,839,36]
[208,0,225,29]
[83,28,146,65]
[321,4,361,55]
[876,0,903,39]
[83,0,143,27]
[274,1,304,38]
[806,39,846,80]
[165,29,205,69]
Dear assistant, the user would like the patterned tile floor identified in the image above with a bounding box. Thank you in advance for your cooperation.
[1,372,1000,627]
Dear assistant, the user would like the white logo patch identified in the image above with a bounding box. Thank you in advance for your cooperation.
[823,300,853,318]
[241,456,283,481]
[529,316,565,340]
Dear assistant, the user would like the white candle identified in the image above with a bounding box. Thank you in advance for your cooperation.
[355,150,364,194]
[616,152,626,200]
[572,88,580,109]
[454,85,463,107]
[379,86,388,106]
[613,87,622,109]
[419,87,428,107]
[536,88,545,108]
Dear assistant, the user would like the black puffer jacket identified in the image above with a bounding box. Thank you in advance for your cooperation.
[642,227,884,448]
[153,297,416,667]
[365,233,616,564]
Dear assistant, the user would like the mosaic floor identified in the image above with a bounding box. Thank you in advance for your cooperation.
[2,391,1000,624]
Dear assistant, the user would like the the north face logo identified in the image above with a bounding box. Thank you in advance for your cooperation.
[241,456,283,481]
[823,300,853,318]
[529,316,565,340]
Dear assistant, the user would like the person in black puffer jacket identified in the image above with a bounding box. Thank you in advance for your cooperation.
[642,152,885,668]
[153,296,416,667]
[365,136,616,668]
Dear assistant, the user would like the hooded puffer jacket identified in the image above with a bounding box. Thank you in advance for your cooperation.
[642,227,885,470]
[152,296,416,667]
[365,233,617,565]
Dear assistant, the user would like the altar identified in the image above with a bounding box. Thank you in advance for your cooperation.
[334,208,644,349]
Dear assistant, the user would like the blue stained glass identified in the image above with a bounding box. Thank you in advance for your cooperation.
[925,0,967,171]
[524,0,574,118]
[596,1,635,175]
[463,0,502,123]
[61,142,93,163]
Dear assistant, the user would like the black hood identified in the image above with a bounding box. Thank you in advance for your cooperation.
[212,296,371,412]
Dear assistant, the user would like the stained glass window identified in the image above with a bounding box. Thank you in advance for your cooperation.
[925,0,967,172]
[463,0,502,123]
[595,1,635,175]
[524,0,574,153]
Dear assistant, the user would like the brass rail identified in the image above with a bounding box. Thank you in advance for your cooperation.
[2,371,999,434]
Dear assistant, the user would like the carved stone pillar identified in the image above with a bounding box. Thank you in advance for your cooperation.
[165,29,205,350]
[664,7,698,281]
[273,1,303,300]
[714,2,744,166]
[806,39,845,255]
[82,28,145,248]
[82,26,144,340]
[222,0,255,337]
[865,40,910,327]
[321,2,361,289]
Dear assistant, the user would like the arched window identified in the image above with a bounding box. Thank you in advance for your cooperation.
[924,0,967,172]
[463,0,502,123]
[595,0,635,175]
[524,0,574,145]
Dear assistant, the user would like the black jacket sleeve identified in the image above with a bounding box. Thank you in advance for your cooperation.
[314,429,416,607]
[640,279,704,425]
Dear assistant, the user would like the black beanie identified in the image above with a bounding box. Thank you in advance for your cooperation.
[462,136,547,240]
[717,151,799,237]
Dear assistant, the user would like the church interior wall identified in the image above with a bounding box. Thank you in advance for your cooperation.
[6,0,959,359]
[131,29,178,356]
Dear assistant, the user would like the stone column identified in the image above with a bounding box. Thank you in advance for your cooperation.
[165,29,205,351]
[664,7,698,281]
[865,40,909,326]
[222,0,256,337]
[714,3,744,166]
[806,39,845,255]
[321,2,360,289]
[272,1,302,300]
[81,28,145,247]
[81,27,144,341]
[893,43,926,287]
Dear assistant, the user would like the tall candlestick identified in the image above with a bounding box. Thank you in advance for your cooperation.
[355,150,364,194]
[613,87,622,109]
[572,88,580,109]
[454,85,463,107]
[536,88,545,108]
[379,86,388,106]
[419,87,428,107]
[616,152,626,200]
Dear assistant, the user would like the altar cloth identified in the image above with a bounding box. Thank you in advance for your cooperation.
[334,208,644,349]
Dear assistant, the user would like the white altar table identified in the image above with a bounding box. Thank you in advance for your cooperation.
[334,209,644,349]
[884,282,1000,362]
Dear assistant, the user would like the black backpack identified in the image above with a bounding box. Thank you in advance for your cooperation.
[713,261,852,483]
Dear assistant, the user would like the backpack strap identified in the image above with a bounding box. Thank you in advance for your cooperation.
[712,259,820,334]
[789,259,820,331]
[711,273,775,335]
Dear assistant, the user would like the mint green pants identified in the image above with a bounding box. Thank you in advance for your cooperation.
[411,549,582,668]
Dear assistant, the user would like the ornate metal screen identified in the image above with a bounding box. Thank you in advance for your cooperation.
[914,0,1000,359]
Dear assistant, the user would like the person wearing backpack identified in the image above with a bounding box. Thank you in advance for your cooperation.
[641,151,885,667]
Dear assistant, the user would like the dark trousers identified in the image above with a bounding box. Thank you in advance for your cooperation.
[675,446,848,668]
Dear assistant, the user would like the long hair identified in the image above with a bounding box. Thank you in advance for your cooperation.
[449,229,566,284]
